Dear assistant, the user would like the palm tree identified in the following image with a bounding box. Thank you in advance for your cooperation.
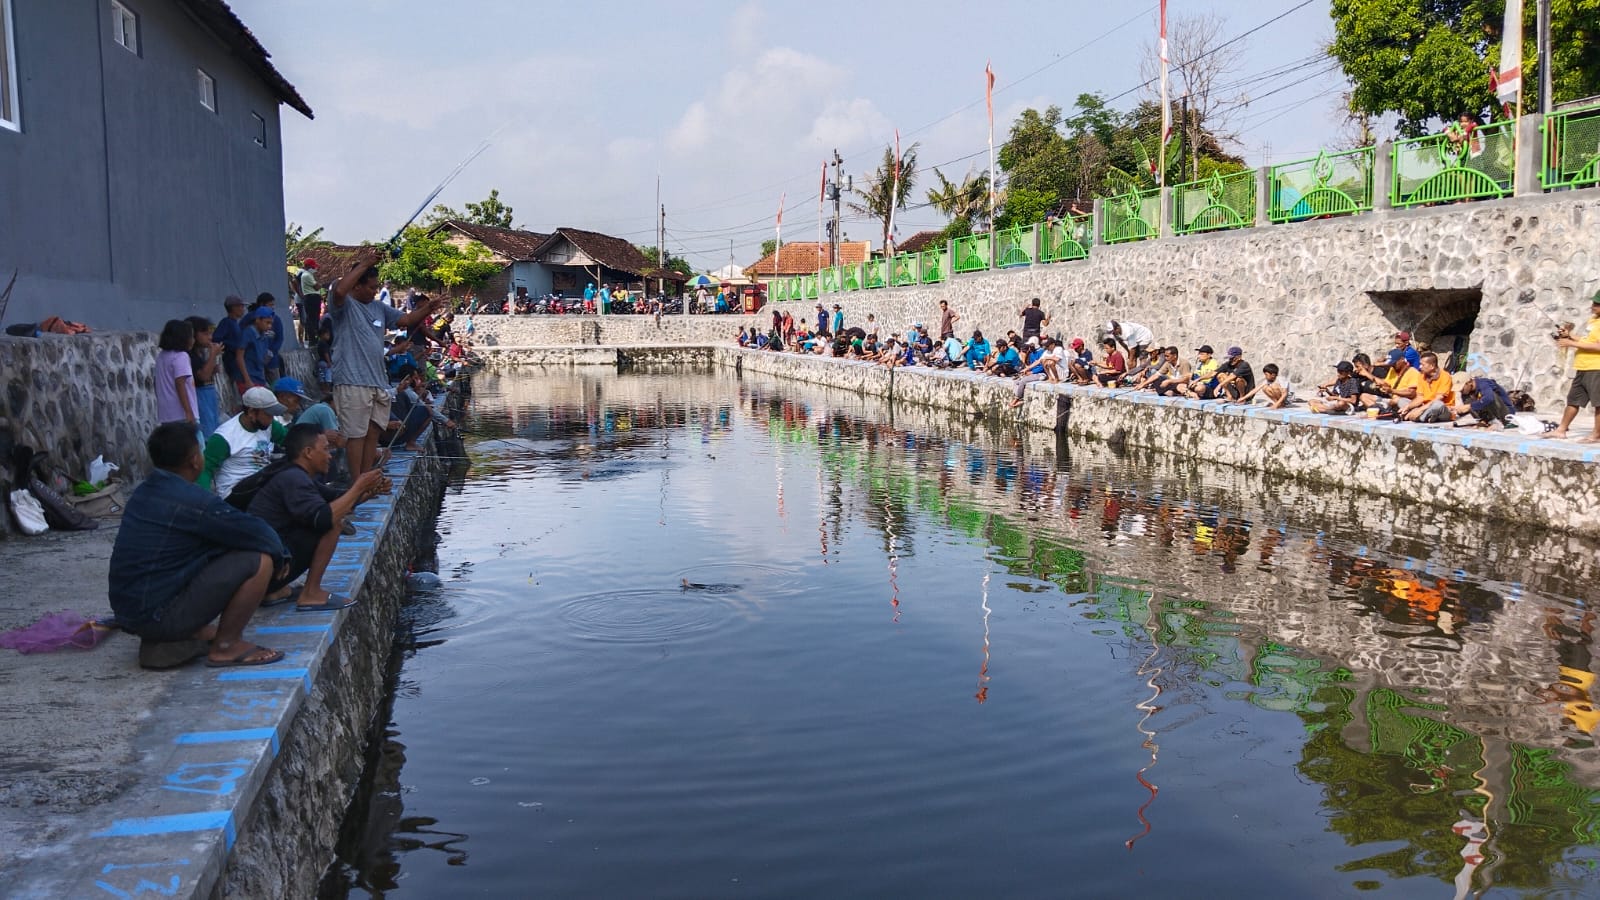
[847,141,919,252]
[925,166,993,235]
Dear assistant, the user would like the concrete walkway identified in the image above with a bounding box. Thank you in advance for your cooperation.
[0,443,440,899]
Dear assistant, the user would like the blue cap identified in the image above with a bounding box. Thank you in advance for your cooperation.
[271,376,314,402]
[251,307,275,320]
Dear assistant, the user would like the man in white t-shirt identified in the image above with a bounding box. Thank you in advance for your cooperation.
[1107,320,1155,367]
[200,387,287,498]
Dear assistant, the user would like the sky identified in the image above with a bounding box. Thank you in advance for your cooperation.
[233,0,1348,273]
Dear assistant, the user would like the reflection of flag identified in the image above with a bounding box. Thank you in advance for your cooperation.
[1497,0,1523,105]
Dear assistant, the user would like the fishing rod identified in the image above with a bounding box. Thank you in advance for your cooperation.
[383,127,507,255]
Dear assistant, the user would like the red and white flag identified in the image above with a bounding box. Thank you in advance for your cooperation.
[1497,0,1523,105]
[985,62,996,233]
[1158,0,1170,183]
[774,191,785,276]
[888,129,902,253]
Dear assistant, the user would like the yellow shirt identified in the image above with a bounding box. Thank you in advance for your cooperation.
[1384,367,1423,397]
[1576,317,1600,372]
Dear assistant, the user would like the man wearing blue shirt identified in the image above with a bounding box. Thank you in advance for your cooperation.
[213,295,253,390]
[255,293,286,383]
[110,423,288,669]
[243,308,275,387]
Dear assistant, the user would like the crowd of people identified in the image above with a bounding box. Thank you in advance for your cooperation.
[120,246,476,670]
[735,294,1600,436]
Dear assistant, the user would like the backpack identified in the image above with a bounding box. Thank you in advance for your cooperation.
[225,457,295,512]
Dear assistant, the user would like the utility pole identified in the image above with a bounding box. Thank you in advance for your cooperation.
[1537,0,1553,113]
[830,148,843,270]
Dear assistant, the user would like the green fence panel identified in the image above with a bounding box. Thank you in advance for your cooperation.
[1173,170,1257,235]
[891,253,918,286]
[920,247,947,284]
[820,266,840,293]
[865,258,888,289]
[1040,215,1092,262]
[1269,147,1374,223]
[1391,120,1516,208]
[994,225,1036,267]
[1101,189,1159,244]
[1543,103,1600,191]
[802,274,819,300]
[952,234,992,273]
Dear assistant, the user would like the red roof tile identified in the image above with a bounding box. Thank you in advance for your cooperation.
[895,231,943,254]
[743,241,872,278]
[432,221,550,261]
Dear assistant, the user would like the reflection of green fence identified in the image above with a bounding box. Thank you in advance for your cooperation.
[1392,120,1515,207]
[920,247,947,283]
[1270,147,1374,222]
[1101,188,1160,244]
[994,225,1036,267]
[864,258,887,289]
[1542,103,1600,191]
[1041,215,1092,262]
[1173,170,1256,234]
[952,233,992,273]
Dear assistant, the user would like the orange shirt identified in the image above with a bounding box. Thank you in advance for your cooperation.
[1416,371,1455,405]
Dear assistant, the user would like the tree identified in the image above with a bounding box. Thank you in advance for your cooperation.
[761,239,778,257]
[433,241,504,288]
[1330,0,1600,136]
[465,189,514,228]
[379,227,503,291]
[926,166,991,239]
[848,141,920,251]
[419,204,464,228]
[996,106,1072,228]
[284,222,328,265]
[634,245,693,277]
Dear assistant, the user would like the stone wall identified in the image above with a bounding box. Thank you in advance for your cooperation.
[721,348,1600,537]
[766,191,1600,414]
[470,312,759,347]
[477,345,717,369]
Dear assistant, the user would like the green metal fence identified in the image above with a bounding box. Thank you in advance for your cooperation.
[952,233,992,273]
[994,224,1036,267]
[1101,188,1160,244]
[1542,103,1600,191]
[802,274,818,300]
[920,247,947,284]
[1173,170,1257,234]
[890,253,918,286]
[1269,147,1374,222]
[1040,215,1092,262]
[842,263,862,291]
[820,266,840,293]
[1391,120,1516,207]
[865,258,888,289]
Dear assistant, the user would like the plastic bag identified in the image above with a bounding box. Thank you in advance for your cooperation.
[88,455,118,485]
[0,611,115,653]
[9,488,48,535]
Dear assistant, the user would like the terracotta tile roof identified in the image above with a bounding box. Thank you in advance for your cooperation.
[536,228,688,282]
[298,244,367,289]
[896,231,943,254]
[432,221,550,261]
[743,241,872,278]
[177,1,312,118]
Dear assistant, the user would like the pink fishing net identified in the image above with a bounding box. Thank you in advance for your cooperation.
[0,611,115,654]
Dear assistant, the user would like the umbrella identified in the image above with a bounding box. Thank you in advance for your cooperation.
[685,274,716,287]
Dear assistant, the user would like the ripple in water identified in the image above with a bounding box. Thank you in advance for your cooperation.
[675,562,804,595]
[559,588,751,644]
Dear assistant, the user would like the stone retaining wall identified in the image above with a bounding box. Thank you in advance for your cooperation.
[720,348,1600,537]
[470,312,758,348]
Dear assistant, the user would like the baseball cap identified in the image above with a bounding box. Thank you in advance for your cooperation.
[1590,291,1600,305]
[1394,330,1412,341]
[1195,344,1214,354]
[271,376,315,403]
[251,307,275,321]
[1335,361,1354,374]
[1027,336,1039,347]
[302,258,319,269]
[241,386,287,416]
[1226,346,1242,358]
[1070,338,1085,350]
[224,295,245,308]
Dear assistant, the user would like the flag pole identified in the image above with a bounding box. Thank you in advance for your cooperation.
[985,62,996,248]
[888,129,901,258]
[1158,0,1170,187]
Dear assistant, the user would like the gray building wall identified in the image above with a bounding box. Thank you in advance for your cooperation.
[0,0,291,334]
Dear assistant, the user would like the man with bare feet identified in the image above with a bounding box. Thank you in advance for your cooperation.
[1551,293,1600,442]
[249,423,387,612]
[109,423,287,669]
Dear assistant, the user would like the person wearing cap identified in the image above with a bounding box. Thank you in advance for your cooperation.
[1308,361,1366,414]
[963,329,991,370]
[200,386,288,499]
[273,377,342,448]
[986,338,1021,376]
[832,304,845,336]
[1107,320,1155,367]
[255,293,286,383]
[109,422,289,669]
[1176,345,1221,398]
[1365,351,1422,413]
[1019,297,1050,342]
[1392,331,1422,369]
[296,258,323,349]
[815,303,829,338]
[213,295,254,391]
[1212,346,1256,401]
[1066,338,1095,384]
[1452,375,1515,426]
[938,299,961,341]
[242,306,276,388]
[327,246,445,479]
[1551,293,1600,441]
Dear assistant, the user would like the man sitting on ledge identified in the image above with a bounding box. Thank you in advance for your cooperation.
[109,423,287,669]
[249,423,387,612]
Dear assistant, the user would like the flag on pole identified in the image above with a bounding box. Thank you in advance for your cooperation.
[1158,0,1170,184]
[819,161,827,273]
[774,191,785,278]
[985,61,996,236]
[1496,0,1523,105]
[887,128,902,255]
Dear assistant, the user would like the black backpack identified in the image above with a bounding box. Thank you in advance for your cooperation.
[225,458,294,512]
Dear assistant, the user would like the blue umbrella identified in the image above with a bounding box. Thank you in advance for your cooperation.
[685,274,715,287]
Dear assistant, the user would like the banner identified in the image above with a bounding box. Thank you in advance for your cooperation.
[1497,0,1523,105]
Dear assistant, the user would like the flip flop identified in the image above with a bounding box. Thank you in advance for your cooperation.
[295,594,357,612]
[138,638,209,670]
[261,584,304,609]
[204,643,285,668]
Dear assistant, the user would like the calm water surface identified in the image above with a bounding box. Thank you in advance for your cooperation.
[320,369,1600,899]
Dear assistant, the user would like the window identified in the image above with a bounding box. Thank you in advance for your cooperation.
[0,0,17,131]
[110,1,137,54]
[197,69,215,112]
[251,112,266,147]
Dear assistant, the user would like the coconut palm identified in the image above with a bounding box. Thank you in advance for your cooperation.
[925,166,993,235]
[847,141,920,252]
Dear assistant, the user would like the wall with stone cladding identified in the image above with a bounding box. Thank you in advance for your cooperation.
[720,347,1600,537]
[470,312,760,347]
[773,192,1600,415]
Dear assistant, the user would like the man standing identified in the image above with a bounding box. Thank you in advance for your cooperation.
[832,304,845,336]
[938,299,960,340]
[1107,320,1155,367]
[110,422,286,669]
[1019,297,1050,343]
[256,293,286,383]
[297,259,322,349]
[815,303,829,337]
[327,246,443,477]
[213,295,253,391]
[202,387,288,498]
[1552,293,1600,441]
[249,423,385,612]
[243,307,275,388]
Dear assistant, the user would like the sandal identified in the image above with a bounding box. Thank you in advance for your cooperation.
[295,593,357,612]
[204,642,285,668]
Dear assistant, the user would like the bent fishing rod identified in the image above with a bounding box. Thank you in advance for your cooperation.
[383,127,507,256]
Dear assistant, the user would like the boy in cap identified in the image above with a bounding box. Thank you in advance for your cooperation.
[1551,292,1600,441]
[1176,345,1220,398]
[1308,361,1365,414]
[242,306,276,387]
[1392,331,1421,368]
[1212,346,1255,401]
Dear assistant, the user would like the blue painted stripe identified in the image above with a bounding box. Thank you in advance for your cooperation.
[253,624,332,634]
[93,811,236,849]
[176,728,280,755]
[322,564,365,572]
[216,667,311,693]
